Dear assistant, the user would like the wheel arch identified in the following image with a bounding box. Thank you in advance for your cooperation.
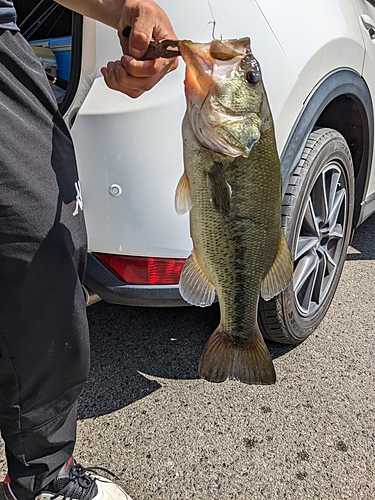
[280,69,374,230]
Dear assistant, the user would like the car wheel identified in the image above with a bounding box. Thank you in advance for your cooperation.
[259,128,355,344]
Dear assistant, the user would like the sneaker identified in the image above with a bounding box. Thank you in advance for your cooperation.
[0,476,18,500]
[1,459,132,500]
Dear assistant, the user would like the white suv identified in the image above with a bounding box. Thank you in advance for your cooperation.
[17,0,375,345]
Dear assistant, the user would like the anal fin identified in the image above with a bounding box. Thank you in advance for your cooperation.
[261,230,293,301]
[179,250,216,307]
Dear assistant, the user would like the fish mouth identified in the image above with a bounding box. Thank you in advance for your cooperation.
[180,38,258,157]
[178,40,214,101]
[179,38,251,81]
[178,38,251,63]
[179,38,251,104]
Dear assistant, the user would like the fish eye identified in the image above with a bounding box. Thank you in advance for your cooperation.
[246,71,260,85]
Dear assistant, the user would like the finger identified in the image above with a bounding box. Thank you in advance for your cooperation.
[149,13,178,42]
[118,34,130,58]
[123,56,179,89]
[121,55,171,78]
[101,54,178,97]
[127,2,178,58]
[127,3,157,58]
[101,59,156,95]
[101,65,144,99]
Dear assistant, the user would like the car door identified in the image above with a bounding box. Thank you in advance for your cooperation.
[352,0,375,217]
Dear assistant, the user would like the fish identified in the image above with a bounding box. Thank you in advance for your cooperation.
[174,37,293,385]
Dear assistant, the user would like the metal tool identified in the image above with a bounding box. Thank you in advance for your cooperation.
[121,26,181,60]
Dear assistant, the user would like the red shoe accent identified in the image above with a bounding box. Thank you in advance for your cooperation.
[4,473,11,484]
[64,457,73,472]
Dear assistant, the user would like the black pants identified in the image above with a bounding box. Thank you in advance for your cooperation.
[0,30,90,497]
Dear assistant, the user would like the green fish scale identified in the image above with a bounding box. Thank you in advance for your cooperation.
[186,127,281,340]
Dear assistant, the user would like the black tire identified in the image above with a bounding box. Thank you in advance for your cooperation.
[259,128,355,344]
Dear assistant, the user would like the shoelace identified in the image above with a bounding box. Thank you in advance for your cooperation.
[51,463,120,500]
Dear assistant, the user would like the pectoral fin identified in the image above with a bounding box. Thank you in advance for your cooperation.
[175,171,193,215]
[261,230,293,300]
[179,250,216,307]
[206,162,231,214]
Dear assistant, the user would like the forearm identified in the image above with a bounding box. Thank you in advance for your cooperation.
[54,0,123,29]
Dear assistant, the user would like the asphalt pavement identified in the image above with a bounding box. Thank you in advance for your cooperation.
[1,213,375,499]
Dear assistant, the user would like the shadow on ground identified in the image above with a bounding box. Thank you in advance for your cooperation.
[79,301,292,419]
[78,214,375,419]
[347,212,375,260]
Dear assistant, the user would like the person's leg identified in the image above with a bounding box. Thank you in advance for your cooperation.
[0,29,89,497]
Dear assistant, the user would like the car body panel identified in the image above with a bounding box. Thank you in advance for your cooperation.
[70,0,300,258]
[60,0,375,305]
[352,0,375,202]
[255,0,365,145]
[280,68,373,201]
[72,71,190,258]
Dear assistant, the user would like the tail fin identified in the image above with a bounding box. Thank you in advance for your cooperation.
[198,326,276,385]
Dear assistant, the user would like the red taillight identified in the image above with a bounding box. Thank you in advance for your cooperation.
[93,253,186,285]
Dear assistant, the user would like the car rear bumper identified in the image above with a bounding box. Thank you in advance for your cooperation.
[84,253,187,307]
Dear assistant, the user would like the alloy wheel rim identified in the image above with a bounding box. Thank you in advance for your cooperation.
[293,161,348,317]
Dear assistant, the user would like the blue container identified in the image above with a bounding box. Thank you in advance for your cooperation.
[30,36,72,81]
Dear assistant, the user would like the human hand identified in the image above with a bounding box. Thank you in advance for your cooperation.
[101,0,179,98]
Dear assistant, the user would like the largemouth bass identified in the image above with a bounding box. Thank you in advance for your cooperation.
[175,38,293,385]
